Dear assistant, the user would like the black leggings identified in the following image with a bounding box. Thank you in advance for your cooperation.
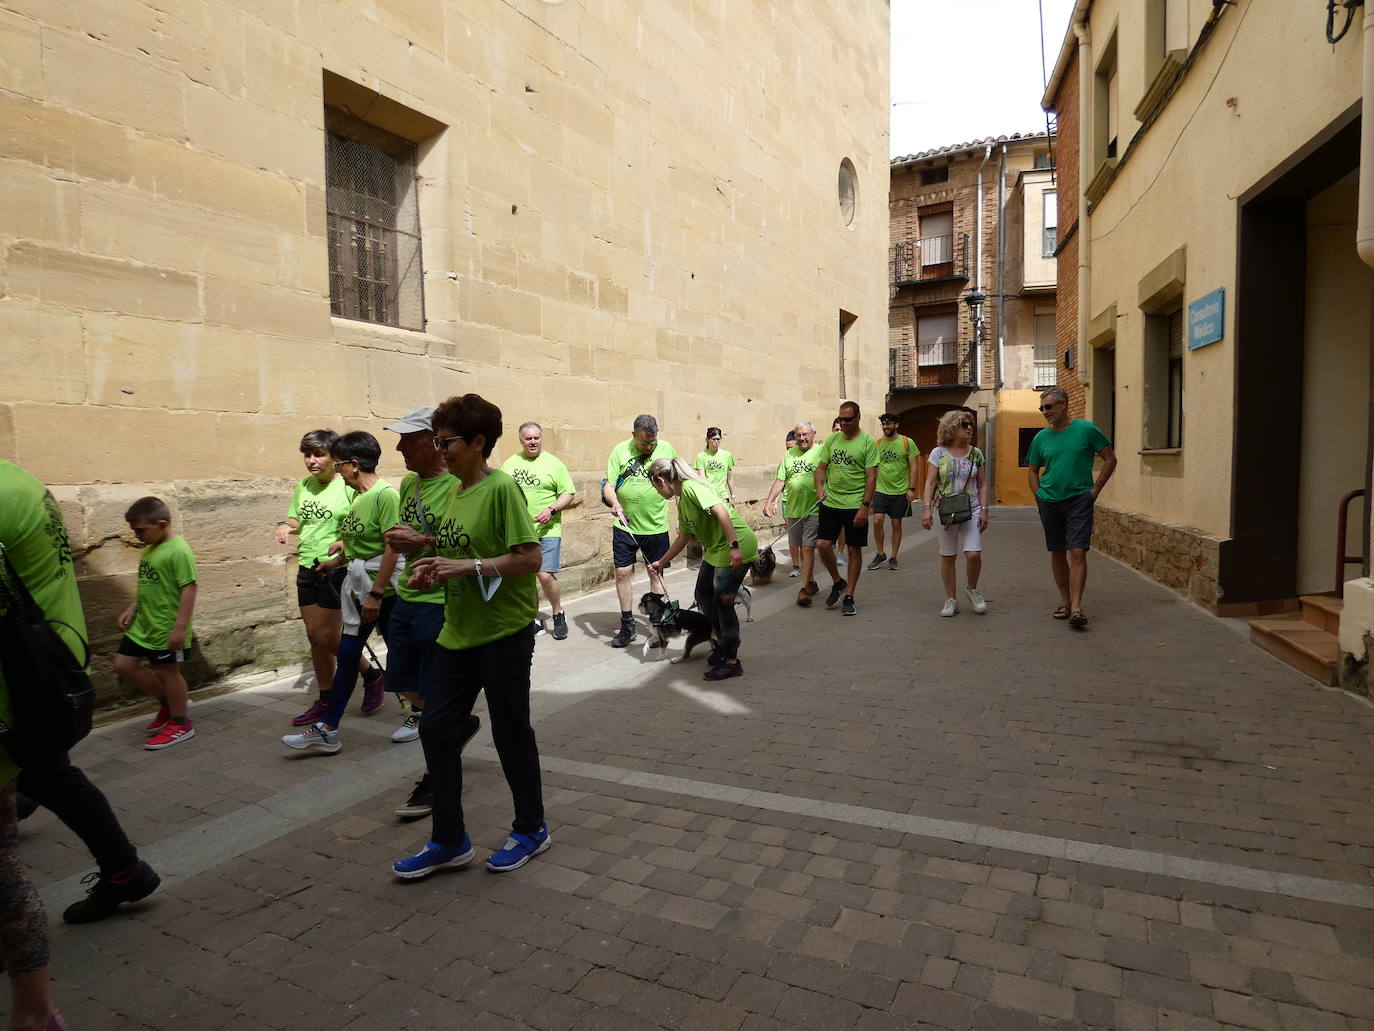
[17,755,139,876]
[695,561,749,662]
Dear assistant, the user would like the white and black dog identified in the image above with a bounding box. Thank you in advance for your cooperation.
[637,585,754,661]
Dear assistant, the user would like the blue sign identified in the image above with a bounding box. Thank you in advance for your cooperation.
[1188,288,1224,350]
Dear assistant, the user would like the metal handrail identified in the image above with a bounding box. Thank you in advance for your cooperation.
[1335,488,1366,598]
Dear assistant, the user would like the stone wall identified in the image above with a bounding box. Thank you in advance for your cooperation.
[1092,503,1221,609]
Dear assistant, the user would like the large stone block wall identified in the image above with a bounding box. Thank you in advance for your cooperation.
[1092,503,1221,609]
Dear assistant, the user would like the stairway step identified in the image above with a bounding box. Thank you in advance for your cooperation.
[1248,615,1338,686]
[1298,593,1343,634]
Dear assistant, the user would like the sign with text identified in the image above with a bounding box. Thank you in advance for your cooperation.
[1188,288,1225,350]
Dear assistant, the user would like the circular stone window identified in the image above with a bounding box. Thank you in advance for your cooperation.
[838,158,857,226]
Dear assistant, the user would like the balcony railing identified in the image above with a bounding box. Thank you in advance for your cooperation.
[889,339,978,391]
[891,233,970,287]
[1034,358,1058,388]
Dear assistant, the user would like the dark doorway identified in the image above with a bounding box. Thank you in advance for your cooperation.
[898,404,977,463]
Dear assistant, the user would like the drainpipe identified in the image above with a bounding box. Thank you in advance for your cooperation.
[1359,4,1374,270]
[1074,21,1092,404]
[990,141,1007,503]
[975,143,993,387]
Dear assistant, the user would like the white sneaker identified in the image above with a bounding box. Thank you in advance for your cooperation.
[532,619,547,637]
[836,553,847,566]
[282,722,341,754]
[967,587,988,614]
[940,598,958,617]
[391,712,421,743]
[789,568,800,578]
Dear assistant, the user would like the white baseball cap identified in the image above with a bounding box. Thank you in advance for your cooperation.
[384,405,436,434]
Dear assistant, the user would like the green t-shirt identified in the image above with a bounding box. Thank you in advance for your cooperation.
[693,450,735,495]
[816,431,879,509]
[127,535,197,651]
[338,480,400,565]
[678,480,759,566]
[606,439,678,535]
[875,435,920,496]
[0,463,88,783]
[1025,419,1112,502]
[287,474,355,568]
[774,446,821,519]
[502,451,576,539]
[396,471,457,605]
[434,471,539,652]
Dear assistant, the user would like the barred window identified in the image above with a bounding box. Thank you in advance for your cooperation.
[325,111,424,330]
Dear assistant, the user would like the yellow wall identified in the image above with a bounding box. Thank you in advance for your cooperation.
[995,390,1042,506]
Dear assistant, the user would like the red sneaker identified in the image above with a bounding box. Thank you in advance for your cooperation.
[291,698,327,727]
[361,671,386,715]
[145,721,195,751]
[145,701,170,735]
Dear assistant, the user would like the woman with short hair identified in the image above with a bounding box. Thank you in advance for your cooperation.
[921,411,989,617]
[693,427,736,501]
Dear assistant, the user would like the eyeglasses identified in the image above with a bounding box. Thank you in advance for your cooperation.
[330,460,355,470]
[431,435,462,451]
[1038,402,1062,413]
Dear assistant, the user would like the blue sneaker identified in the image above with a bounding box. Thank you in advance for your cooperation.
[484,824,552,872]
[392,837,474,880]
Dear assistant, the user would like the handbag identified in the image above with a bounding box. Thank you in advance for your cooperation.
[936,451,978,528]
[0,543,95,766]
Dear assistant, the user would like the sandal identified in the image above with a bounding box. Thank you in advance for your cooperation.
[1068,610,1088,627]
[1052,606,1071,620]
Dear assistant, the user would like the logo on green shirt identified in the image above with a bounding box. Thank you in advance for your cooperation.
[42,492,73,576]
[137,560,162,584]
[435,521,471,552]
[296,498,334,522]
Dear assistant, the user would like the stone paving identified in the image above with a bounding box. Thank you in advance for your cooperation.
[13,508,1374,1030]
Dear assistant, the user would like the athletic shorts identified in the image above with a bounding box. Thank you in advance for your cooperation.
[538,536,561,573]
[296,565,347,610]
[117,635,184,666]
[787,514,819,550]
[871,491,911,519]
[1036,490,1095,552]
[385,597,445,698]
[611,526,671,569]
[817,504,870,550]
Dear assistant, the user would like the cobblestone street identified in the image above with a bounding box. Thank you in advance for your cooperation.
[15,508,1374,1030]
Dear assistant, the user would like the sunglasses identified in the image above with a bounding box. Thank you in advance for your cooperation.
[1038,403,1062,413]
[836,415,857,423]
[431,435,463,451]
[959,422,973,429]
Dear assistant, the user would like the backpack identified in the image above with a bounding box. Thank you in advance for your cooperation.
[0,543,95,766]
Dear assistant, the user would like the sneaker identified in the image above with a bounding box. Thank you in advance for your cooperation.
[825,579,847,609]
[281,722,340,754]
[966,587,988,614]
[396,774,433,818]
[867,553,887,571]
[360,670,386,715]
[706,645,725,667]
[393,836,475,880]
[145,700,170,734]
[841,595,857,616]
[703,660,743,681]
[291,697,327,727]
[611,623,637,648]
[533,618,547,638]
[144,720,194,751]
[804,580,820,597]
[485,824,552,872]
[796,587,812,607]
[836,552,847,566]
[62,861,161,924]
[391,711,421,743]
[789,568,800,578]
[551,613,569,640]
[940,598,958,618]
[888,557,899,571]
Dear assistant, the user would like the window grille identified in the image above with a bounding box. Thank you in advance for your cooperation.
[325,122,424,330]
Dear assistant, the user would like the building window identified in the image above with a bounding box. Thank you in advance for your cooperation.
[918,208,954,267]
[1042,190,1058,257]
[1094,33,1120,164]
[838,159,857,227]
[325,111,424,330]
[838,309,856,396]
[920,166,949,185]
[1143,306,1184,449]
[1033,150,1053,170]
[1033,311,1057,388]
[1166,308,1184,448]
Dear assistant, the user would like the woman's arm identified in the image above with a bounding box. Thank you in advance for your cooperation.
[921,460,939,530]
[648,533,693,576]
[709,504,743,568]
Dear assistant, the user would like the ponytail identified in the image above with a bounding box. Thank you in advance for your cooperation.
[647,457,704,485]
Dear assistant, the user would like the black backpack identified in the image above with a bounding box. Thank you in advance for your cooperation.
[0,543,95,766]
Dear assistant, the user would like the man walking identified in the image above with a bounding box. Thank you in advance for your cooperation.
[502,422,576,641]
[813,401,879,616]
[868,413,921,571]
[603,415,677,647]
[763,421,822,606]
[1025,386,1117,627]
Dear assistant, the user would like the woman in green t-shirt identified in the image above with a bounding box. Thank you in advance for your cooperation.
[646,458,758,682]
[692,427,736,500]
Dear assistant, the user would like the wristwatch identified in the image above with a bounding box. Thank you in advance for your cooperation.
[729,540,740,549]
[861,499,872,507]
[367,590,384,600]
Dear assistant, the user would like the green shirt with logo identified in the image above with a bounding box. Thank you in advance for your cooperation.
[128,536,197,651]
[396,471,457,605]
[875,435,919,496]
[678,480,759,566]
[692,450,735,495]
[338,480,400,568]
[816,431,879,509]
[0,462,88,782]
[287,474,355,568]
[606,439,678,535]
[434,471,539,652]
[1025,419,1112,502]
[774,446,821,519]
[501,451,576,539]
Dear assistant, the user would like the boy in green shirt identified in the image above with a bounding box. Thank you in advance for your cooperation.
[868,413,921,571]
[115,496,198,751]
[502,421,576,641]
[813,401,879,616]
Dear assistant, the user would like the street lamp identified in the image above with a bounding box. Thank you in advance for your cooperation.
[964,286,986,343]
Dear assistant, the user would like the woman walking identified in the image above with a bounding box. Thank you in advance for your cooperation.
[692,427,736,500]
[921,411,989,616]
[646,458,758,681]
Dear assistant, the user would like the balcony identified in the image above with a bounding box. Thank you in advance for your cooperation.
[891,233,970,287]
[890,339,978,391]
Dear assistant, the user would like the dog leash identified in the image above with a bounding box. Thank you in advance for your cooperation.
[758,499,822,553]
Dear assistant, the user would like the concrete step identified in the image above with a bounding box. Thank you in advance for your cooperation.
[1249,614,1339,686]
[1299,593,1343,635]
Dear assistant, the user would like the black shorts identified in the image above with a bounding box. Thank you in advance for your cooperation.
[117,635,184,666]
[817,504,869,549]
[871,491,911,519]
[296,565,347,610]
[1036,490,1095,552]
[612,526,671,569]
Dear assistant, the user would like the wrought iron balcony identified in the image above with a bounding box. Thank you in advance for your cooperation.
[891,233,970,287]
[889,340,979,391]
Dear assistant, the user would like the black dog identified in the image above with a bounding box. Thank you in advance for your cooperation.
[637,592,716,663]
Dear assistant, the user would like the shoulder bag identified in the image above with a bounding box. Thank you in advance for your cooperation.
[936,451,978,528]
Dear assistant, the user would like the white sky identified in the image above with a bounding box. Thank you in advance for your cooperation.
[891,0,1078,157]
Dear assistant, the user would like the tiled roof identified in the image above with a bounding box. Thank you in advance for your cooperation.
[891,131,1051,167]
